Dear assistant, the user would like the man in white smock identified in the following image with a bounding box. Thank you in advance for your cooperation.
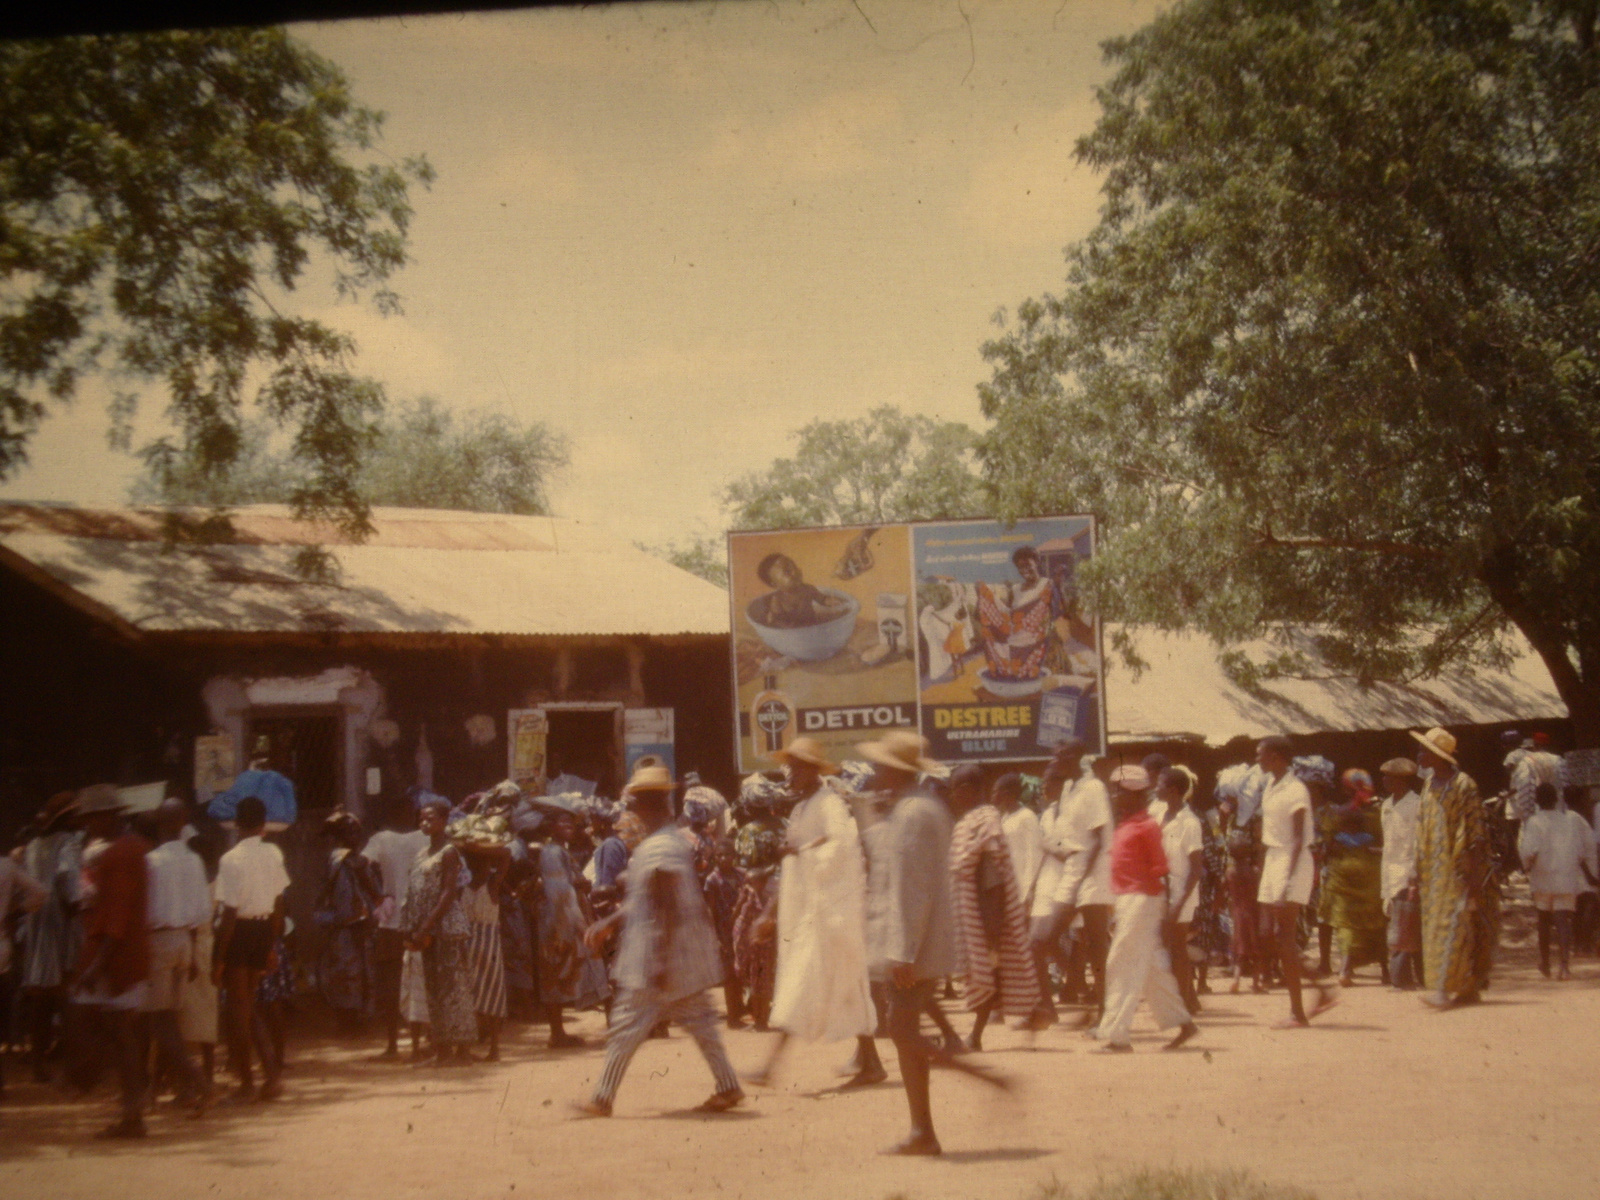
[749,738,885,1088]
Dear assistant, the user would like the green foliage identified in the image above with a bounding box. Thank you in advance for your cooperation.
[0,28,433,537]
[724,405,989,530]
[979,0,1600,736]
[640,534,729,589]
[1032,1167,1316,1200]
[131,396,569,516]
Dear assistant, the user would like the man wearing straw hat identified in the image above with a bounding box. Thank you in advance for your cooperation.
[858,731,1007,1157]
[1411,727,1498,1008]
[747,737,885,1089]
[572,763,744,1117]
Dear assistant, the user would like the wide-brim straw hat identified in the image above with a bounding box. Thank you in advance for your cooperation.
[856,731,942,777]
[624,763,676,795]
[1409,727,1458,766]
[39,789,79,831]
[1108,764,1151,792]
[774,737,838,774]
[74,783,127,816]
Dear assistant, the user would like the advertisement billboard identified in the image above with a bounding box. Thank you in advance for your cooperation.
[729,515,1102,770]
[729,523,920,771]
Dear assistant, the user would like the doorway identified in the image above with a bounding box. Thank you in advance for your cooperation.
[247,709,343,813]
[544,707,621,796]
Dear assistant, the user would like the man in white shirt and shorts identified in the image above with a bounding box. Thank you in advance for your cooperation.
[1256,737,1337,1029]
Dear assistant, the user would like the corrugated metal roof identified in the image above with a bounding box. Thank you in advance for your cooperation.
[1105,627,1566,743]
[0,503,730,638]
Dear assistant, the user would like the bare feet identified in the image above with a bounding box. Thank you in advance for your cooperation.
[1163,1023,1199,1051]
[1309,988,1341,1019]
[883,1133,941,1156]
[840,1065,889,1088]
[1272,1016,1310,1030]
[570,1099,612,1118]
[1096,1042,1134,1054]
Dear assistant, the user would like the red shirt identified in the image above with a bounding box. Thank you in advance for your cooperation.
[1110,812,1167,896]
[77,831,152,994]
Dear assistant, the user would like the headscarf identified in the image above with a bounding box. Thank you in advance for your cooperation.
[1341,768,1375,806]
[1290,755,1337,789]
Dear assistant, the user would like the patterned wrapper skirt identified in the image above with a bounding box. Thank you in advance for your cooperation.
[468,920,507,1020]
[400,949,430,1024]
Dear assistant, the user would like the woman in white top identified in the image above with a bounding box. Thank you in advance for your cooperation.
[1519,782,1600,980]
[1156,767,1205,1015]
[1255,737,1338,1029]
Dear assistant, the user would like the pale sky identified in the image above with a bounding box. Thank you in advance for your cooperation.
[1,0,1159,549]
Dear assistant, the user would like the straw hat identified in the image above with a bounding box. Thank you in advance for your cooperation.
[1379,757,1418,779]
[75,783,127,817]
[1409,727,1458,766]
[1108,764,1150,792]
[856,731,942,777]
[774,737,838,774]
[624,763,676,795]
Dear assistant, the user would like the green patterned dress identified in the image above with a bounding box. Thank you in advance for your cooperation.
[1417,769,1493,999]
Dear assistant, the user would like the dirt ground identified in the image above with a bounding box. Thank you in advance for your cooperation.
[4,924,1598,1200]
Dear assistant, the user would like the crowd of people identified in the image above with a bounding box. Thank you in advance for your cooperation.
[2,724,1597,1153]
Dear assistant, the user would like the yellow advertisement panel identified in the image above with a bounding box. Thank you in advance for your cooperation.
[729,524,919,771]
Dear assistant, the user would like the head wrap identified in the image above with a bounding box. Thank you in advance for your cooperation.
[1290,755,1338,789]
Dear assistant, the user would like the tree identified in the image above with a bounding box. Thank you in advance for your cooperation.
[724,405,989,529]
[132,397,569,516]
[979,0,1600,742]
[1,28,432,537]
[639,534,729,589]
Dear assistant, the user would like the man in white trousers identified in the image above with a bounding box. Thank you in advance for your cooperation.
[1086,765,1197,1053]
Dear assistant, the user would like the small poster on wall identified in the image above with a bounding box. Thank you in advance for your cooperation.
[194,734,236,802]
[625,707,675,778]
[507,708,549,789]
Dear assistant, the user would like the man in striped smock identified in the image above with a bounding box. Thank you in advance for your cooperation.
[572,765,743,1117]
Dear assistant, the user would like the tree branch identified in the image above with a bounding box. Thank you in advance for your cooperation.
[1251,529,1449,560]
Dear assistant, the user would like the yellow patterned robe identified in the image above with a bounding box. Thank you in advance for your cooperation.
[1416,768,1491,998]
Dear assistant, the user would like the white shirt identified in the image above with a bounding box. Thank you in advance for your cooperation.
[215,835,290,919]
[1032,798,1070,919]
[1161,807,1204,922]
[1260,772,1312,852]
[146,839,213,930]
[362,829,428,930]
[1147,797,1169,826]
[1055,775,1114,908]
[1379,791,1421,902]
[1001,806,1043,904]
[1520,809,1597,897]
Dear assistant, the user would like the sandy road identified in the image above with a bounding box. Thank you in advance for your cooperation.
[4,951,1598,1200]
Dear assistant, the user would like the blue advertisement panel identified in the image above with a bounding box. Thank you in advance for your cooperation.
[912,516,1103,762]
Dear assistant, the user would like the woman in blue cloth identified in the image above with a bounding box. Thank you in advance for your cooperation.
[316,812,381,1032]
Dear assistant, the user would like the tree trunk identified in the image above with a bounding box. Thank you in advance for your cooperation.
[1480,561,1600,748]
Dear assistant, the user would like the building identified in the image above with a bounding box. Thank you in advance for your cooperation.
[0,502,734,841]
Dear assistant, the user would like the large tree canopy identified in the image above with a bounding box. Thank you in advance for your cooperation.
[1,28,431,536]
[131,396,569,516]
[724,405,988,530]
[979,0,1600,741]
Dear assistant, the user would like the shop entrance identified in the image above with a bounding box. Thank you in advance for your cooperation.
[247,709,343,812]
[544,706,622,797]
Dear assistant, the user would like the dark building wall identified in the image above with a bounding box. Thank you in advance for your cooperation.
[0,565,204,841]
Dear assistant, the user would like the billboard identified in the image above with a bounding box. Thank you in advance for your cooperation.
[729,515,1103,770]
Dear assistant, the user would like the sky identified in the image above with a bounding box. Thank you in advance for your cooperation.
[1,0,1160,549]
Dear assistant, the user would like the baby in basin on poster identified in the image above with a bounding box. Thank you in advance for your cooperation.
[753,552,852,629]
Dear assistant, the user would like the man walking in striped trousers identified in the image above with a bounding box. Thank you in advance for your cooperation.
[571,764,743,1117]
